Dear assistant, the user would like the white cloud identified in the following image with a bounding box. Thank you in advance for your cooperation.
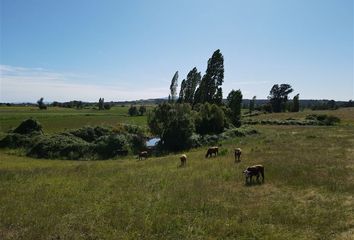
[0,65,167,102]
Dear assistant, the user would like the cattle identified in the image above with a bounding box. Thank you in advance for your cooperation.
[138,151,148,160]
[243,165,264,184]
[205,147,219,158]
[180,154,187,167]
[234,148,242,162]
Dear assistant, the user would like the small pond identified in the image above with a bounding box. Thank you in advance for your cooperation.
[146,137,160,147]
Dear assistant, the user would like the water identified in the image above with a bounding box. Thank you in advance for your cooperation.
[146,137,160,147]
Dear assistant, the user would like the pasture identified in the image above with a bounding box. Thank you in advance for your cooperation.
[0,107,353,239]
[0,106,149,135]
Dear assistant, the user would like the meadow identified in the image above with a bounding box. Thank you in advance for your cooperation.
[0,106,353,239]
[0,106,149,135]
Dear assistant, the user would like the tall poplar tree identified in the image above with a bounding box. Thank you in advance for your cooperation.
[183,67,201,104]
[268,84,293,112]
[292,94,300,112]
[169,71,179,102]
[227,89,243,127]
[195,49,224,105]
[249,96,256,113]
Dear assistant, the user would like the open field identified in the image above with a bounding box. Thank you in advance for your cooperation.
[0,108,353,239]
[0,106,149,135]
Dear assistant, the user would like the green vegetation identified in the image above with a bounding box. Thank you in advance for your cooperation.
[0,108,353,239]
[148,103,195,151]
[1,122,146,160]
[0,106,149,134]
[227,89,243,127]
[194,49,224,105]
[37,97,47,110]
[268,84,294,113]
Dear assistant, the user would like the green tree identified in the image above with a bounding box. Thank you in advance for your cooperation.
[128,105,138,116]
[98,98,104,110]
[37,97,47,110]
[148,103,195,151]
[227,90,243,127]
[292,94,300,112]
[195,50,224,105]
[268,84,293,112]
[184,67,201,104]
[169,71,179,102]
[178,79,186,103]
[195,103,225,134]
[249,96,256,113]
[138,105,146,116]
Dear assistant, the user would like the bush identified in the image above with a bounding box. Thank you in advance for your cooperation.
[128,106,138,116]
[94,134,129,159]
[189,127,258,148]
[69,126,111,142]
[305,114,340,125]
[0,133,42,149]
[129,134,146,154]
[13,119,43,135]
[28,133,93,159]
[104,103,112,110]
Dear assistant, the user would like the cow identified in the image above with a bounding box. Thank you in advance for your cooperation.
[234,148,242,162]
[243,165,264,184]
[205,147,219,158]
[180,154,187,167]
[138,151,148,160]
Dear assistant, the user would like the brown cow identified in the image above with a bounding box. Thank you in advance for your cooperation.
[138,151,148,160]
[205,147,219,158]
[180,154,187,167]
[243,165,264,184]
[234,148,242,162]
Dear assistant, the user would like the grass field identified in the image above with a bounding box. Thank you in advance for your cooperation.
[0,107,353,239]
[0,106,149,135]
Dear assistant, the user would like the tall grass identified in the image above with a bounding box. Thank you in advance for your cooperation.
[0,108,353,239]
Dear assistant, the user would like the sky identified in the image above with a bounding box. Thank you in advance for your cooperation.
[0,0,353,102]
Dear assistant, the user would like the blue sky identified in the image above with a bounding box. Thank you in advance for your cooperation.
[0,0,353,102]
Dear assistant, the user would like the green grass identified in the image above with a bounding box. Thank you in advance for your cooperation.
[0,106,149,134]
[0,108,354,239]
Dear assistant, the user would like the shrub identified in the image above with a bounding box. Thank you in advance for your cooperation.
[305,114,340,125]
[139,105,147,116]
[13,119,43,135]
[128,106,138,116]
[69,126,111,142]
[28,133,92,159]
[104,103,112,110]
[129,134,146,154]
[94,134,129,159]
[0,133,42,149]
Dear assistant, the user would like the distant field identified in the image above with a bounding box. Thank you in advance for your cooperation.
[0,106,150,134]
[250,107,354,126]
[0,107,353,239]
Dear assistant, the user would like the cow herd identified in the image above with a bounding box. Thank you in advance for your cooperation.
[138,146,265,184]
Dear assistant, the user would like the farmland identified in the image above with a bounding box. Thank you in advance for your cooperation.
[0,106,149,135]
[0,106,353,239]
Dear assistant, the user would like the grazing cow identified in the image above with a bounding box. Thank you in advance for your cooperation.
[180,154,187,167]
[234,148,242,162]
[205,147,219,158]
[243,165,264,184]
[138,151,148,160]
